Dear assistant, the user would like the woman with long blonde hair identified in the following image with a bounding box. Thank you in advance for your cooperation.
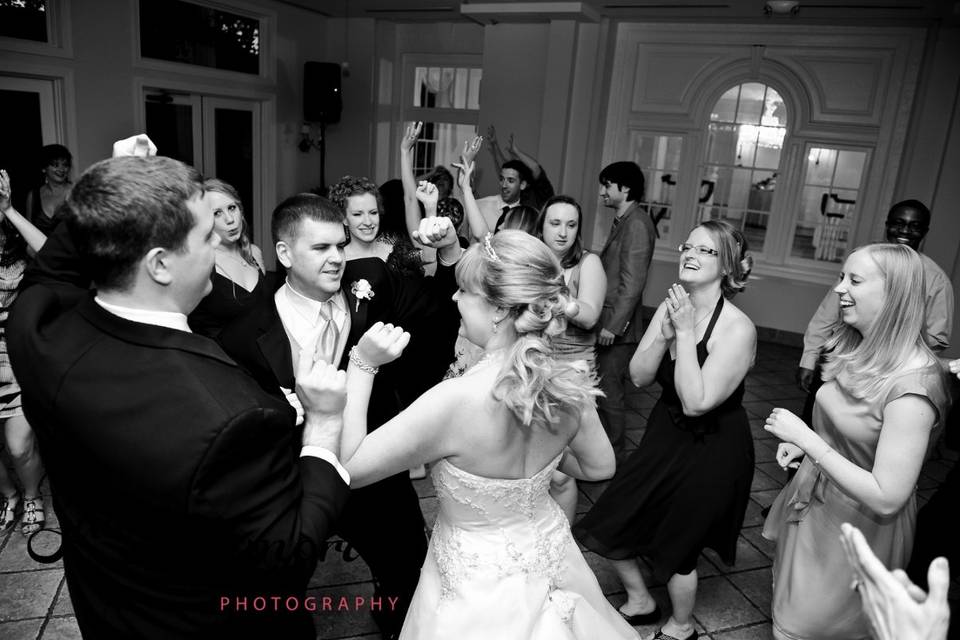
[335,230,639,639]
[187,178,266,338]
[762,243,951,640]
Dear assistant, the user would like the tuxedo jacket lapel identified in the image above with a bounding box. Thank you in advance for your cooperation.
[340,287,369,368]
[257,318,295,390]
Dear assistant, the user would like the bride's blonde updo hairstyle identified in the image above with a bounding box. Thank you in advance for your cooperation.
[456,231,601,430]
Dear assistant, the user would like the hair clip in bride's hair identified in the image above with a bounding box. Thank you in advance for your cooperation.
[483,233,501,262]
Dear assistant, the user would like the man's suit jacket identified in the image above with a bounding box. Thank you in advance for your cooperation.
[8,226,350,639]
[219,256,458,433]
[599,201,656,344]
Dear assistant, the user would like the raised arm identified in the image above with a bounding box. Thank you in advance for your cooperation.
[0,170,47,253]
[558,404,616,481]
[341,323,460,487]
[452,154,490,242]
[565,253,605,330]
[485,124,507,174]
[668,285,756,416]
[506,133,543,180]
[400,122,427,244]
[765,394,938,517]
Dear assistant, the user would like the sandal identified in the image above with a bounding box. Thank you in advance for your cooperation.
[21,496,45,536]
[1,494,20,532]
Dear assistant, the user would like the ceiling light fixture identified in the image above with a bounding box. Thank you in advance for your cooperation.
[764,0,800,16]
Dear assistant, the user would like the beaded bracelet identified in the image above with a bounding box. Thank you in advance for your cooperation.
[349,346,379,374]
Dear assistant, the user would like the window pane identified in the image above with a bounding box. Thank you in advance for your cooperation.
[468,68,482,110]
[629,132,683,238]
[791,147,867,263]
[0,0,47,42]
[835,150,865,189]
[409,122,476,177]
[145,101,195,166]
[702,82,787,253]
[711,86,738,122]
[735,83,765,125]
[139,0,260,75]
[805,147,836,186]
[412,65,481,111]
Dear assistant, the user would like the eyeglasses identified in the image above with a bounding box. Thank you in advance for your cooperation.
[678,243,719,257]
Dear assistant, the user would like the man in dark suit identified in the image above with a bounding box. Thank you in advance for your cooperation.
[596,161,656,463]
[219,193,462,640]
[8,152,350,639]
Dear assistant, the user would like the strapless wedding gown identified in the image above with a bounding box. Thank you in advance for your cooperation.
[400,454,638,639]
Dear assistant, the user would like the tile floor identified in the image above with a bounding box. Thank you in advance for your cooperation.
[0,341,956,639]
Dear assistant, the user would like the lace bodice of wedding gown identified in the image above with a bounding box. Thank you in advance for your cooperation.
[430,454,570,602]
[398,455,638,639]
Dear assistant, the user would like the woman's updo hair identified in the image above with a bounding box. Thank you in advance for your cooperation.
[456,230,600,430]
[697,219,753,298]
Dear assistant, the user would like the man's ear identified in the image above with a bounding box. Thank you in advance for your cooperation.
[621,184,630,199]
[144,247,173,285]
[520,180,529,192]
[275,240,292,269]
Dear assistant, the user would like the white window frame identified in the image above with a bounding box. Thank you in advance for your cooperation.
[130,0,276,84]
[781,141,873,269]
[392,53,482,179]
[0,0,72,58]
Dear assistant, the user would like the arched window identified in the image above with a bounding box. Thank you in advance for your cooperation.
[699,82,787,253]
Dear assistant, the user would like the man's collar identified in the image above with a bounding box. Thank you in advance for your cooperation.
[94,296,191,332]
[282,279,346,319]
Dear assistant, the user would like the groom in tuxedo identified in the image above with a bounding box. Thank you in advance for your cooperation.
[8,153,350,638]
[219,192,462,639]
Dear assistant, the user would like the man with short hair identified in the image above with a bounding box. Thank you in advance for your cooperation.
[219,195,462,640]
[472,128,554,238]
[595,161,656,462]
[8,151,350,638]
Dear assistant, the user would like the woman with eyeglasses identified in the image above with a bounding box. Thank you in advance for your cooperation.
[574,220,756,640]
[187,178,267,338]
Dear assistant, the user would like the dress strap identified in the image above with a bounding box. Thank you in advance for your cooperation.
[701,296,725,343]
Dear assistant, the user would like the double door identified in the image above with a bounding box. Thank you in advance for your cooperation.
[144,91,261,237]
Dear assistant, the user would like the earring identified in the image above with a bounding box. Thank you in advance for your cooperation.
[492,318,499,334]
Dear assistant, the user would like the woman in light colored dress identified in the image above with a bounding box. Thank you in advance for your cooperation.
[762,243,950,640]
[337,230,639,640]
[536,195,606,523]
[0,170,48,535]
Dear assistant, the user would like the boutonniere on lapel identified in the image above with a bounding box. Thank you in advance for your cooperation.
[350,279,375,312]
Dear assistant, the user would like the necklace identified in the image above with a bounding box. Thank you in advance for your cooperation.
[216,248,255,268]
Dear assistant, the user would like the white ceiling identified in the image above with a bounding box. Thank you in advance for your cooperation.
[272,0,958,26]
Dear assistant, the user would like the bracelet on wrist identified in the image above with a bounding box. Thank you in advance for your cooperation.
[349,346,379,375]
[438,245,464,266]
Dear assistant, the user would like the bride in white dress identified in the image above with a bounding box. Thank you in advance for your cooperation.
[338,231,639,639]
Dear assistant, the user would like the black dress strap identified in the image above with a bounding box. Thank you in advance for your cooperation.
[701,296,725,344]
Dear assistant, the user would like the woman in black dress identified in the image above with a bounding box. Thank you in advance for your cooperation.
[188,178,267,338]
[574,220,756,640]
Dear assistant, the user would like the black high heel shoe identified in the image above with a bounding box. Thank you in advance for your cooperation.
[618,603,662,625]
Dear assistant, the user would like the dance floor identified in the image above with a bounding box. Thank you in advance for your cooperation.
[1,340,956,639]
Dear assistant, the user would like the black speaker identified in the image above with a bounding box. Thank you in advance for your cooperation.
[303,62,342,124]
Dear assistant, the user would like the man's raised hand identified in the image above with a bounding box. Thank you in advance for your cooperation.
[112,134,157,158]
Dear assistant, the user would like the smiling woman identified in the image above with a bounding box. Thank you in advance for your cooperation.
[762,243,951,640]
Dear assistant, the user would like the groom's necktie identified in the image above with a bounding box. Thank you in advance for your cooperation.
[314,299,340,365]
